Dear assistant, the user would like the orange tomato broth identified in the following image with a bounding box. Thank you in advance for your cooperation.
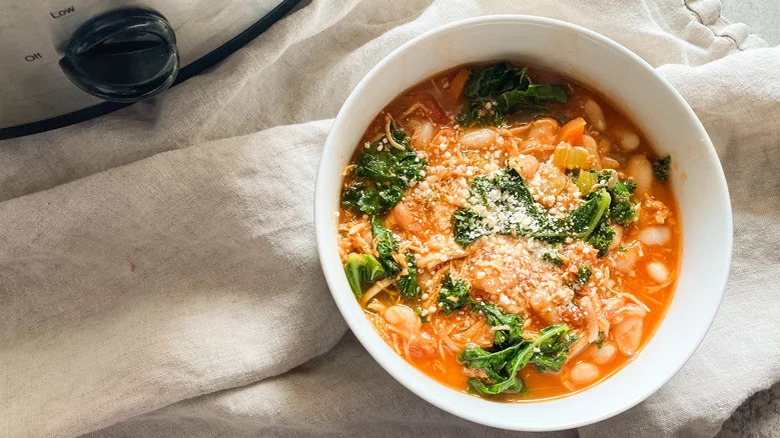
[338,62,681,401]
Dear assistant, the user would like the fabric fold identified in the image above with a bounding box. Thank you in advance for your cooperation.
[1,121,347,438]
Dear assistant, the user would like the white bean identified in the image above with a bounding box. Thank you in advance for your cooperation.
[638,226,671,246]
[646,261,669,283]
[613,244,639,271]
[617,129,640,151]
[460,128,497,149]
[613,316,644,355]
[383,305,420,338]
[602,157,620,169]
[392,202,419,233]
[412,121,434,147]
[589,341,618,365]
[627,154,653,196]
[583,99,606,132]
[582,134,602,170]
[570,362,600,385]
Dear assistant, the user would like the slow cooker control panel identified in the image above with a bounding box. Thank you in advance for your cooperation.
[0,0,290,135]
[58,7,179,102]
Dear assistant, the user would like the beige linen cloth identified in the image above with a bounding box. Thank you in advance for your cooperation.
[1,0,778,437]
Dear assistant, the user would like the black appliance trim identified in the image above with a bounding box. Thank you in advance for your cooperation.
[0,0,301,140]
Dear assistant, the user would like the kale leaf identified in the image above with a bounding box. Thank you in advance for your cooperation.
[598,169,636,226]
[452,168,612,247]
[457,100,506,128]
[459,342,527,394]
[437,273,475,315]
[453,168,561,247]
[371,219,420,298]
[371,216,400,277]
[491,167,553,230]
[530,324,580,373]
[343,253,386,298]
[469,174,495,203]
[576,264,593,285]
[496,83,569,115]
[565,189,611,238]
[609,180,636,225]
[541,250,564,266]
[459,323,577,395]
[456,62,569,128]
[463,62,527,99]
[355,131,424,184]
[415,306,428,323]
[452,208,489,247]
[341,182,386,216]
[341,126,427,215]
[397,252,421,299]
[653,155,672,181]
[595,331,606,349]
[588,217,615,257]
[479,303,524,349]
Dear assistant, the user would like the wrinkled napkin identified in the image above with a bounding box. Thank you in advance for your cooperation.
[1,0,778,437]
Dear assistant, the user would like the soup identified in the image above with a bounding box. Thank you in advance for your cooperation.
[336,61,680,401]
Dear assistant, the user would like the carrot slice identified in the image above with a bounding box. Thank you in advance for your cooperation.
[557,117,586,146]
[448,68,470,100]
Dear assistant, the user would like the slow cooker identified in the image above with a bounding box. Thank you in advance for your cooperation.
[0,0,300,139]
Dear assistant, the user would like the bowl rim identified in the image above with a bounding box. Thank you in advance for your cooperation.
[314,14,733,431]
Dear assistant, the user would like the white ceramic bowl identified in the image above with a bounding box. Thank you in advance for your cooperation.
[314,15,732,431]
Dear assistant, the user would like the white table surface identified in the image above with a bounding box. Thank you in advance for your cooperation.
[721,0,779,45]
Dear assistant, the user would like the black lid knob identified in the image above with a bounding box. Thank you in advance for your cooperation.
[59,8,179,103]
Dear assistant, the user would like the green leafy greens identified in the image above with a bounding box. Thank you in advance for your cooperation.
[457,62,569,128]
[566,189,612,238]
[371,216,400,277]
[576,264,593,285]
[653,155,672,181]
[580,169,639,254]
[588,217,616,256]
[595,169,637,226]
[431,274,577,395]
[415,306,428,323]
[596,331,606,349]
[609,182,636,225]
[397,252,421,299]
[437,273,476,315]
[541,250,564,267]
[341,125,427,215]
[452,208,489,247]
[459,321,578,395]
[344,253,385,298]
[369,218,421,298]
[479,303,524,348]
[452,168,612,247]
